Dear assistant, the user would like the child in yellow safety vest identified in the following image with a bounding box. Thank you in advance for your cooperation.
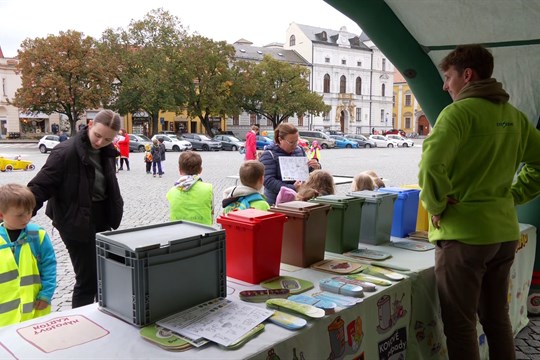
[307,140,321,161]
[0,184,57,327]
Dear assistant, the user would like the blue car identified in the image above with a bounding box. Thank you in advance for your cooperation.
[256,135,273,150]
[330,135,359,149]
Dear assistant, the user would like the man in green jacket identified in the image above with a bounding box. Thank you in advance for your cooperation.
[419,44,540,360]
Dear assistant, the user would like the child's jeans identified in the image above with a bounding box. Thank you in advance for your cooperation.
[152,161,162,175]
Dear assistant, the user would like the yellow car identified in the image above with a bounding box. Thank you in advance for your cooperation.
[0,156,35,172]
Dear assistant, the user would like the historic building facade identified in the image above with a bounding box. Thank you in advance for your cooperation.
[284,23,394,135]
[393,71,431,136]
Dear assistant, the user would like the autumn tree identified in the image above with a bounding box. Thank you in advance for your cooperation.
[101,8,187,136]
[236,55,329,129]
[179,35,239,137]
[14,30,115,136]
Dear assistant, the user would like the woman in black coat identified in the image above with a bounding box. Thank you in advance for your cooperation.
[28,109,124,308]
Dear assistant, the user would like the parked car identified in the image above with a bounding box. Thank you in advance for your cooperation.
[181,133,222,151]
[158,131,178,136]
[213,134,245,151]
[151,134,192,152]
[298,130,336,149]
[386,134,415,147]
[329,135,359,149]
[369,134,399,147]
[344,134,377,148]
[385,128,407,137]
[38,134,62,153]
[255,135,273,150]
[128,134,153,152]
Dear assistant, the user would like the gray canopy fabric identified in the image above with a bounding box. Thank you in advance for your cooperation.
[325,0,540,126]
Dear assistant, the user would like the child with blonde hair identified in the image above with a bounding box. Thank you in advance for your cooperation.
[295,187,320,201]
[363,170,385,189]
[303,169,335,196]
[351,173,376,191]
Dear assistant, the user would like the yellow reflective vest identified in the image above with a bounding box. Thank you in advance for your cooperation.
[0,226,50,327]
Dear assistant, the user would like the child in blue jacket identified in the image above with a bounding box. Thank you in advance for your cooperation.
[0,183,56,327]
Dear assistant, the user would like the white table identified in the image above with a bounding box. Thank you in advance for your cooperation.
[0,225,533,360]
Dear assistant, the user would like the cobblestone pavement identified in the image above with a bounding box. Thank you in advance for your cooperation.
[1,141,539,356]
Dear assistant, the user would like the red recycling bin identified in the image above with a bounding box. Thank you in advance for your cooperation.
[217,209,287,284]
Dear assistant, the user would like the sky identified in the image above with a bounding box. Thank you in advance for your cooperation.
[0,0,362,58]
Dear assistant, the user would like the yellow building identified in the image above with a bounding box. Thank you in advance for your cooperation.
[125,110,226,136]
[393,71,431,136]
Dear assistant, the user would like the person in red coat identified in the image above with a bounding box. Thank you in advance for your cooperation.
[244,125,259,160]
[117,129,130,171]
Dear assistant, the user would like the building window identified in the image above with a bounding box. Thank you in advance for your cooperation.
[266,119,272,126]
[2,78,6,96]
[355,77,362,95]
[382,58,386,71]
[340,75,347,94]
[381,84,386,97]
[405,94,412,106]
[341,59,346,65]
[249,113,257,126]
[357,61,362,67]
[232,115,239,126]
[325,57,330,63]
[323,74,330,93]
[324,111,330,121]
[356,108,362,122]
[405,117,411,129]
[393,95,396,106]
[289,35,296,47]
[381,109,385,122]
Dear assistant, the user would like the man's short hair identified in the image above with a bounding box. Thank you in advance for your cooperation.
[179,151,202,175]
[251,125,259,132]
[0,183,36,213]
[239,160,264,188]
[439,44,494,79]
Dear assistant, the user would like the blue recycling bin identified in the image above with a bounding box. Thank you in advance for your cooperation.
[377,187,420,238]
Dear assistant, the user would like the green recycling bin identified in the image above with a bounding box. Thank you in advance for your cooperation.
[348,190,398,245]
[310,195,365,253]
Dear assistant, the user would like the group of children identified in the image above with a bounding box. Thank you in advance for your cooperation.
[144,138,166,177]
[165,149,385,226]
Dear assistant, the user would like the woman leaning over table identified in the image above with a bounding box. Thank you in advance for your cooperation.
[259,123,321,205]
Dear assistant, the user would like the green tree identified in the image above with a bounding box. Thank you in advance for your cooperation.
[101,8,187,136]
[179,35,239,137]
[237,55,330,129]
[13,30,115,136]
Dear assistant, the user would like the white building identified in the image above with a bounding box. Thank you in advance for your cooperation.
[285,23,394,134]
[225,39,311,135]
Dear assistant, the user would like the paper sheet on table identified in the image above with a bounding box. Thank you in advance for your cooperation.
[157,298,273,347]
[279,156,309,181]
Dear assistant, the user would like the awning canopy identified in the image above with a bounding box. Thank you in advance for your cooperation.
[325,0,540,125]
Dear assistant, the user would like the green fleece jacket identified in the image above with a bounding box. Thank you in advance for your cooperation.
[418,78,540,244]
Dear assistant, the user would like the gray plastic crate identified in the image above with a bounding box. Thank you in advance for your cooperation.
[348,190,397,245]
[96,221,226,327]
